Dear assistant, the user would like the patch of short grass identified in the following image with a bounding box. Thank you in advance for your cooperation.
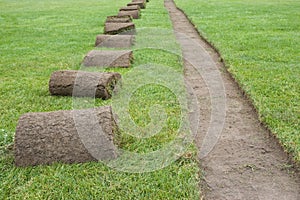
[175,0,300,162]
[0,0,200,199]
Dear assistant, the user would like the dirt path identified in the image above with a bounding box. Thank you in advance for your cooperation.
[165,0,300,199]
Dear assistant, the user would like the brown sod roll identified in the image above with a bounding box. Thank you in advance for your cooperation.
[49,70,121,99]
[119,5,140,11]
[14,106,119,167]
[118,10,140,19]
[105,15,132,23]
[82,50,133,68]
[133,0,148,3]
[127,1,146,9]
[104,22,135,35]
[95,34,135,48]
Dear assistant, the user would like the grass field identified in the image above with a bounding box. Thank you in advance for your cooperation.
[175,0,300,162]
[0,0,200,199]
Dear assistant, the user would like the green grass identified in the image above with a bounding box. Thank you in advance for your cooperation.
[0,0,200,199]
[175,0,300,162]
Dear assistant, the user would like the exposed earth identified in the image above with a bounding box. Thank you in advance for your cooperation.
[165,0,300,199]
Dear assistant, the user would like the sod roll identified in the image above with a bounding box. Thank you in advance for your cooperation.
[133,0,148,3]
[82,50,133,68]
[119,5,140,11]
[104,22,135,35]
[106,15,132,23]
[127,1,146,9]
[118,10,140,19]
[49,70,121,99]
[95,35,135,48]
[15,106,118,167]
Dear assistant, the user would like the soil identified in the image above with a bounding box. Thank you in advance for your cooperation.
[165,0,300,199]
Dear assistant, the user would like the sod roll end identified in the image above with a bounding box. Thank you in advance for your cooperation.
[95,35,135,48]
[118,10,140,19]
[104,22,135,35]
[127,2,146,9]
[49,70,121,99]
[14,106,119,167]
[82,50,133,68]
[105,15,132,23]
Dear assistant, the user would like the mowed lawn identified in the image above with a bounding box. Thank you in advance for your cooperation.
[0,0,200,199]
[175,0,300,162]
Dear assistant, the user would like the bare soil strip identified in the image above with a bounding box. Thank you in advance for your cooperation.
[165,0,300,199]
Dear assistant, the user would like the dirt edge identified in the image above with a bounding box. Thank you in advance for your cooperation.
[175,5,299,170]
